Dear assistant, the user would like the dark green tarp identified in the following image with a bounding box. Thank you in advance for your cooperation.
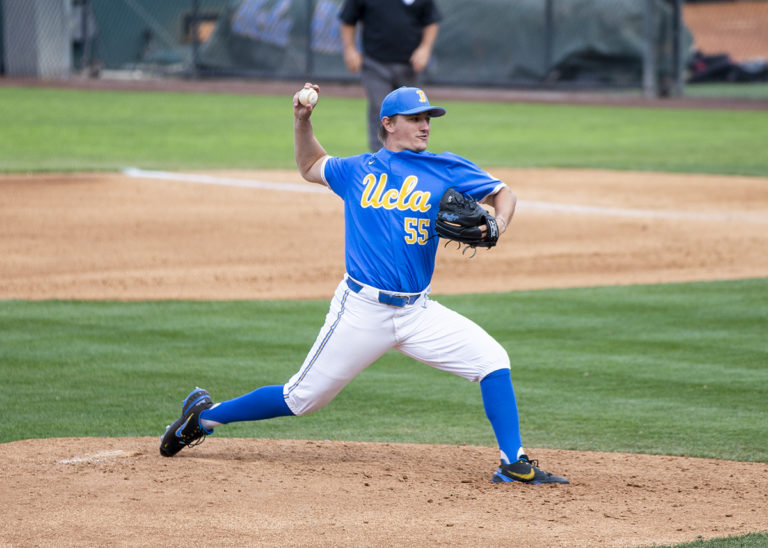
[197,0,691,86]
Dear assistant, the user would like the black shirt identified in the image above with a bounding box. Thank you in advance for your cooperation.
[339,0,442,64]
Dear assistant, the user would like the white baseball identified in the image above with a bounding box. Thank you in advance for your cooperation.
[298,88,318,106]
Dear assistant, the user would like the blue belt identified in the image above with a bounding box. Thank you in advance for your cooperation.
[346,278,422,307]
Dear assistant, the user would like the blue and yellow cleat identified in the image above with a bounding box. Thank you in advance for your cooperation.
[492,455,569,485]
[159,387,214,457]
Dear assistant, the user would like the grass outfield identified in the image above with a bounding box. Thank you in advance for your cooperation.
[2,279,766,463]
[1,86,767,175]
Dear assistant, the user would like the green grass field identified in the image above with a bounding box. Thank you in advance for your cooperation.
[2,84,767,548]
[1,86,767,175]
[1,279,766,463]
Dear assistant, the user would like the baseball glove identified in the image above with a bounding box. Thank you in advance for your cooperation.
[435,188,499,249]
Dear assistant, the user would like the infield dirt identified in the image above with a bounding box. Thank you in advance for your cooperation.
[1,168,767,547]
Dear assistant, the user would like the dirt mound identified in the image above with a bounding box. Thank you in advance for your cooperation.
[2,437,767,547]
[1,169,767,547]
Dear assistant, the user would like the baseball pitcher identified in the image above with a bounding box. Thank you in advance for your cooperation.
[160,84,569,485]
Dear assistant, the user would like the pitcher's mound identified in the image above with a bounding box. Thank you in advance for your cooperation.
[2,437,767,547]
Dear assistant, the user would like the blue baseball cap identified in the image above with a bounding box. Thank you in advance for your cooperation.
[379,87,447,121]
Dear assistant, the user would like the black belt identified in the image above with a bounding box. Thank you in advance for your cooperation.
[346,278,422,307]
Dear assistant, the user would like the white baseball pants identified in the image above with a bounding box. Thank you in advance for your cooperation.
[283,277,510,416]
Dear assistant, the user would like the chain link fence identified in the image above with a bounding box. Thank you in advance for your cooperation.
[1,0,766,94]
[1,0,72,78]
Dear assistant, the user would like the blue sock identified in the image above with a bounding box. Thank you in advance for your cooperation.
[200,385,294,425]
[480,369,524,464]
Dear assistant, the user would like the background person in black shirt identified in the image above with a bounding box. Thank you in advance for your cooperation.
[339,0,441,151]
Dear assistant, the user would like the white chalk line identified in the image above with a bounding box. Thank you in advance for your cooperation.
[57,449,131,464]
[521,200,767,223]
[122,167,329,194]
[122,168,768,224]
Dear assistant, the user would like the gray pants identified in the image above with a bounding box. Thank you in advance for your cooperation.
[361,56,419,151]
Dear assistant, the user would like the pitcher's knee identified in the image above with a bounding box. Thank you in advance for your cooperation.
[284,389,335,416]
[478,345,510,380]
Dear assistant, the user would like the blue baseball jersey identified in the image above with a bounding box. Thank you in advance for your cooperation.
[322,148,504,293]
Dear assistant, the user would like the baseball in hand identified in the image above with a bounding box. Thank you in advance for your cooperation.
[298,87,318,106]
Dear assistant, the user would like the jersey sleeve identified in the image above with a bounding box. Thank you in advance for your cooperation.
[443,153,506,202]
[421,0,442,25]
[321,156,344,197]
[322,152,376,199]
[338,0,363,25]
